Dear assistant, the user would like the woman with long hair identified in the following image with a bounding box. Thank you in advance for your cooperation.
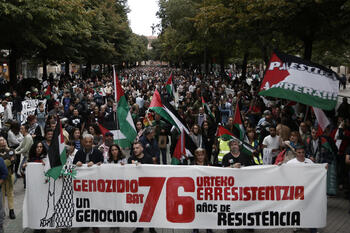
[190,124,203,148]
[70,128,82,150]
[107,144,127,165]
[87,124,102,147]
[192,148,213,233]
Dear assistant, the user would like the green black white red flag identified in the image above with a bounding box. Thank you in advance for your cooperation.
[166,72,174,98]
[201,96,215,119]
[149,89,189,134]
[45,119,66,180]
[232,103,246,142]
[259,51,339,110]
[216,126,254,156]
[113,67,137,146]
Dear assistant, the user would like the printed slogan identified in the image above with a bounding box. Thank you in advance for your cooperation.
[23,164,327,229]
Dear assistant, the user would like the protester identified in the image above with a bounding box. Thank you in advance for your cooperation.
[0,156,8,233]
[128,142,157,233]
[0,137,15,219]
[15,124,33,184]
[222,139,254,168]
[108,144,127,164]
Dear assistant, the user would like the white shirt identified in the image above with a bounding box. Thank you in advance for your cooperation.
[188,85,196,93]
[262,135,281,158]
[262,135,281,149]
[287,158,314,164]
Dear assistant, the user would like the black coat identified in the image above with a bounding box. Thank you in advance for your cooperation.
[73,148,104,164]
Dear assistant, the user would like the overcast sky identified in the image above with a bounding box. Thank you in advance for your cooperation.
[127,0,160,36]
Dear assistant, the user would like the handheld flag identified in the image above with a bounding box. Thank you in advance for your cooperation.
[233,103,246,141]
[313,107,330,137]
[149,89,189,134]
[201,96,215,119]
[172,129,186,165]
[259,51,339,110]
[113,67,137,146]
[216,126,254,156]
[45,119,66,180]
[44,85,51,100]
[166,72,174,98]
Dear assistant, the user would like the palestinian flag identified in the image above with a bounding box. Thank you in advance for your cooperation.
[170,127,197,165]
[44,85,51,99]
[233,103,246,141]
[201,96,215,119]
[217,125,235,141]
[45,119,66,180]
[259,51,339,110]
[98,123,129,148]
[113,67,137,146]
[149,89,189,134]
[143,112,154,127]
[216,126,254,156]
[313,107,330,137]
[166,72,174,98]
[172,129,186,165]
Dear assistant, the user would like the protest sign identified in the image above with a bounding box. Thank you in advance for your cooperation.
[23,164,327,229]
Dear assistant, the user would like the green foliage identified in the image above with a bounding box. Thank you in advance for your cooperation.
[156,0,350,69]
[0,0,146,80]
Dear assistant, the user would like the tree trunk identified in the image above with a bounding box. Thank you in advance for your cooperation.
[65,60,70,77]
[42,56,48,80]
[219,53,225,76]
[86,62,91,79]
[241,52,249,79]
[261,45,269,67]
[303,39,313,61]
[9,47,18,86]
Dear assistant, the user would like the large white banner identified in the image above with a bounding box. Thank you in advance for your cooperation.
[23,164,327,229]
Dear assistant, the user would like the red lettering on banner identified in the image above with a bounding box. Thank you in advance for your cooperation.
[197,187,203,200]
[295,186,304,200]
[204,187,213,200]
[243,187,251,201]
[73,180,81,191]
[250,187,258,200]
[105,180,113,192]
[231,187,238,201]
[258,187,265,200]
[82,180,88,192]
[126,194,144,204]
[117,180,125,192]
[166,177,195,223]
[224,187,230,200]
[138,177,166,222]
[214,187,222,201]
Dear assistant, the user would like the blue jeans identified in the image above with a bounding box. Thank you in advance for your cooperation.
[0,188,3,229]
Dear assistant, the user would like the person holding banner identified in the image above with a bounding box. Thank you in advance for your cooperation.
[222,138,254,168]
[74,134,103,233]
[107,144,127,165]
[128,142,157,233]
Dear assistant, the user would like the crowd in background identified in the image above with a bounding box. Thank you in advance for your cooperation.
[0,66,349,233]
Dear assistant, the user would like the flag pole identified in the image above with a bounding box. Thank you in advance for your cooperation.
[113,65,122,147]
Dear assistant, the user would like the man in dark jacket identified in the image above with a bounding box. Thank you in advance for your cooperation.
[73,134,102,233]
[0,157,8,233]
[139,127,159,164]
[73,134,103,167]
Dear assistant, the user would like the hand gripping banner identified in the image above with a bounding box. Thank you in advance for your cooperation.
[23,164,327,229]
[259,51,339,110]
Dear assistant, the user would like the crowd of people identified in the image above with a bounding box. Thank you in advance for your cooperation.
[0,66,349,233]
